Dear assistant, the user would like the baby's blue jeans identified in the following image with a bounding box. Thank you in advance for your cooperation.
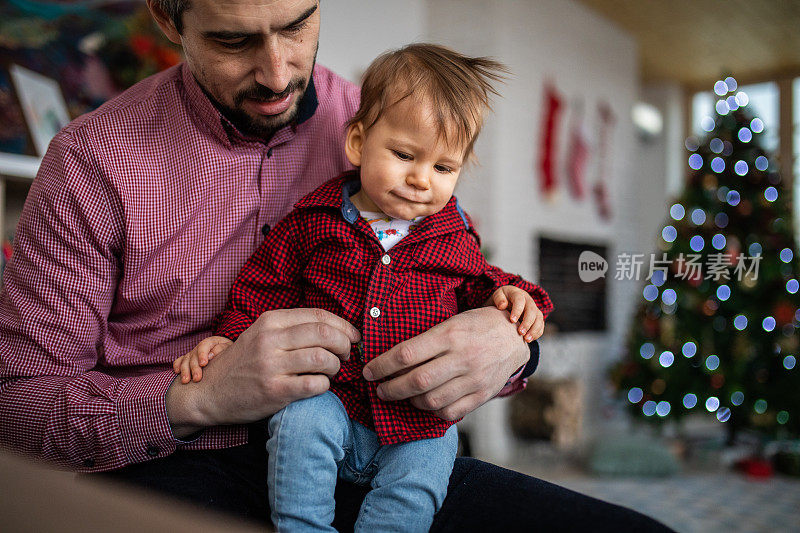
[267,391,458,532]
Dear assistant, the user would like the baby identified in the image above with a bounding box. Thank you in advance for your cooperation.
[174,43,552,532]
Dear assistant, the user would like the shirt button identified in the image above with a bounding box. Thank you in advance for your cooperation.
[369,307,381,318]
[146,444,161,457]
[381,254,391,265]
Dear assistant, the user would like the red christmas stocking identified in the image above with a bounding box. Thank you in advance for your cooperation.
[593,102,615,220]
[538,84,563,195]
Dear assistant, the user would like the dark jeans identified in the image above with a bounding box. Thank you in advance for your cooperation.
[97,424,673,532]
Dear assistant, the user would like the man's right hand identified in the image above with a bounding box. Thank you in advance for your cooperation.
[165,308,360,438]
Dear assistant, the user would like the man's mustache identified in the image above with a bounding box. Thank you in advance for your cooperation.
[234,79,305,106]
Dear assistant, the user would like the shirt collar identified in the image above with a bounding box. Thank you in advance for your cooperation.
[295,171,470,231]
[180,63,319,148]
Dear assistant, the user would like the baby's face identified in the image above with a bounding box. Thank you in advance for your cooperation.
[348,97,468,220]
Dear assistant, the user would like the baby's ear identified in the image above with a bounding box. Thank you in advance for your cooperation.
[344,122,365,167]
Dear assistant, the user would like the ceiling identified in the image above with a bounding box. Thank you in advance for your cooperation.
[575,0,800,89]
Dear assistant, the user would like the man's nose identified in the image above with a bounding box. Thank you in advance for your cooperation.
[254,36,291,93]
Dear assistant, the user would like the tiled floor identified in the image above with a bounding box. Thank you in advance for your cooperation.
[552,474,800,533]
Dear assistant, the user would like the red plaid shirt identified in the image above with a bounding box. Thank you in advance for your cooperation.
[214,172,553,444]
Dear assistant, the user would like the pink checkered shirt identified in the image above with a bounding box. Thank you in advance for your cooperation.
[0,62,530,472]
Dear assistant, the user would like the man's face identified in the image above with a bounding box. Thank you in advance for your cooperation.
[172,0,320,138]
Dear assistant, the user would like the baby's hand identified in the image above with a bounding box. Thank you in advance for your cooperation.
[488,286,545,343]
[172,336,233,384]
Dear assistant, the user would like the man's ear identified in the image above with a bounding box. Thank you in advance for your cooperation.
[146,0,183,45]
[344,122,365,167]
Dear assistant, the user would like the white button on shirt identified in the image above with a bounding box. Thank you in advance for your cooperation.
[369,307,381,318]
[381,254,391,265]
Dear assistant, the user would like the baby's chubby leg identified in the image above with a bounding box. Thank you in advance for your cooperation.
[354,425,458,533]
[267,391,351,532]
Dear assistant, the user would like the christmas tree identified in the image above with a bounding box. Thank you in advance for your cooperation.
[612,77,800,441]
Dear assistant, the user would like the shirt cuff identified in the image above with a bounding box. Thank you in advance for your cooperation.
[496,340,540,398]
[116,370,184,464]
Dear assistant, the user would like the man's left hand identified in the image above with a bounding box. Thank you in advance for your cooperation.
[362,307,529,421]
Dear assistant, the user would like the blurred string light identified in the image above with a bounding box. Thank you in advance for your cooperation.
[640,343,655,359]
[749,243,762,256]
[755,156,769,171]
[659,351,675,367]
[683,393,698,408]
[787,279,799,294]
[682,342,697,357]
[731,391,744,406]
[662,225,678,242]
[689,153,703,170]
[780,248,794,263]
[765,187,778,202]
[706,396,720,412]
[726,95,739,111]
[735,91,749,106]
[712,234,726,250]
[716,100,729,115]
[628,387,644,403]
[714,80,728,95]
[738,128,752,143]
[711,157,725,173]
[751,118,764,133]
[691,208,706,225]
[710,138,724,153]
[727,190,741,206]
[762,316,776,332]
[717,407,731,422]
[661,289,677,305]
[778,411,790,424]
[717,285,731,301]
[722,141,733,155]
[685,137,700,151]
[701,116,715,132]
[690,235,705,252]
[651,270,666,287]
[725,77,738,91]
[754,399,768,414]
[656,401,671,417]
[706,355,720,370]
[734,160,749,176]
[643,400,657,416]
[643,284,659,301]
[715,213,729,228]
[734,315,748,330]
[670,204,685,220]
[784,355,796,370]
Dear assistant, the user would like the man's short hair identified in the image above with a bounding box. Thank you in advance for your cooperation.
[349,43,508,161]
[153,0,191,34]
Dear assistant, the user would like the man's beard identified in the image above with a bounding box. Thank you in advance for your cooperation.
[221,76,308,139]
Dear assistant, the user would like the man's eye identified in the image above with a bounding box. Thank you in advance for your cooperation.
[217,39,248,49]
[393,151,412,160]
[284,22,308,34]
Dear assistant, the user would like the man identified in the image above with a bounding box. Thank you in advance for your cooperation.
[0,1,670,530]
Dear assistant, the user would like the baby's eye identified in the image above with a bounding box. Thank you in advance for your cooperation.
[434,164,453,173]
[393,150,412,161]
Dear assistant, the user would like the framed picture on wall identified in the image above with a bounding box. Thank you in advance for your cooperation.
[9,64,69,157]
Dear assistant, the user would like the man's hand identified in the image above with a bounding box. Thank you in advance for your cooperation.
[165,308,360,438]
[362,307,529,421]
